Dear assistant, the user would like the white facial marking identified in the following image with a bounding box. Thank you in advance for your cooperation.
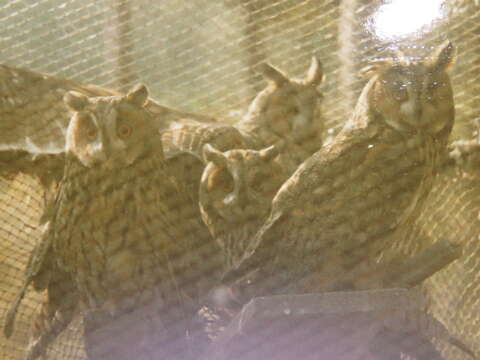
[293,111,309,129]
[89,141,104,155]
[400,100,415,117]
[223,193,236,205]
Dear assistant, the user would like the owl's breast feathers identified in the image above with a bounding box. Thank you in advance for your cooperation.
[48,148,212,312]
[230,120,446,295]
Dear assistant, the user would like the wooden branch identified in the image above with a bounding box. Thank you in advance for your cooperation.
[376,238,463,287]
[206,240,464,360]
[209,289,423,360]
[329,238,463,291]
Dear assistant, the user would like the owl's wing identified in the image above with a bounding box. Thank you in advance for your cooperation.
[24,265,79,360]
[0,64,218,187]
[3,220,54,337]
[162,122,254,161]
[162,122,256,207]
[8,219,80,360]
[0,63,219,179]
[0,66,108,337]
[0,64,117,149]
[0,64,118,187]
[2,160,69,338]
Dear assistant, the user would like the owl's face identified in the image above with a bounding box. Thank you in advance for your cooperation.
[245,57,324,144]
[199,144,286,233]
[64,85,156,169]
[365,42,455,135]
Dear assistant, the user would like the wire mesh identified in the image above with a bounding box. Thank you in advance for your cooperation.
[0,0,479,359]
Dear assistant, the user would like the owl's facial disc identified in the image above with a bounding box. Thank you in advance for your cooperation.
[65,84,154,169]
[201,146,281,226]
[369,42,455,135]
[244,57,323,144]
[373,64,453,135]
[201,146,251,222]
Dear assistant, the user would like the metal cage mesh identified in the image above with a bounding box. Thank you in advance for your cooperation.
[0,0,479,359]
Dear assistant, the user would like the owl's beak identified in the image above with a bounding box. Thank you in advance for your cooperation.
[218,165,249,221]
[292,111,314,143]
[87,143,108,167]
[399,93,424,128]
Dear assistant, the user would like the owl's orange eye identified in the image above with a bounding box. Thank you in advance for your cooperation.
[117,124,132,138]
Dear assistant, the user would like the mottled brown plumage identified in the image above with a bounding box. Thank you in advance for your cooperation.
[199,144,288,270]
[167,58,324,274]
[162,56,324,168]
[161,121,256,208]
[0,64,220,360]
[160,57,324,213]
[0,64,116,154]
[225,41,456,299]
[3,84,220,360]
[3,216,79,360]
[0,63,215,187]
[236,56,324,170]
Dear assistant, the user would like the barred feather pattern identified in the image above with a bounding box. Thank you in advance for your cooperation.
[163,122,256,161]
[48,147,219,359]
[199,146,289,270]
[226,42,456,300]
[2,85,222,360]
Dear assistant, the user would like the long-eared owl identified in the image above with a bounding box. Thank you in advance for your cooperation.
[4,84,219,360]
[199,144,288,270]
[236,56,324,170]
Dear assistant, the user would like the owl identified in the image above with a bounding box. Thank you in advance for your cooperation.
[4,84,220,360]
[0,64,219,359]
[224,41,456,299]
[236,56,324,170]
[163,56,324,163]
[199,144,289,270]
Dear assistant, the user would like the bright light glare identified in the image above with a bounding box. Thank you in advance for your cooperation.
[373,0,444,40]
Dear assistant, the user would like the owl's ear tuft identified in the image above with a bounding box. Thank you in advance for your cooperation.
[64,91,88,112]
[431,41,456,73]
[359,60,390,78]
[258,63,287,86]
[305,56,324,86]
[259,145,279,161]
[126,84,149,107]
[202,143,227,167]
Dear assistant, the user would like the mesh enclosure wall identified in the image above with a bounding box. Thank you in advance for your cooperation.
[0,0,479,359]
